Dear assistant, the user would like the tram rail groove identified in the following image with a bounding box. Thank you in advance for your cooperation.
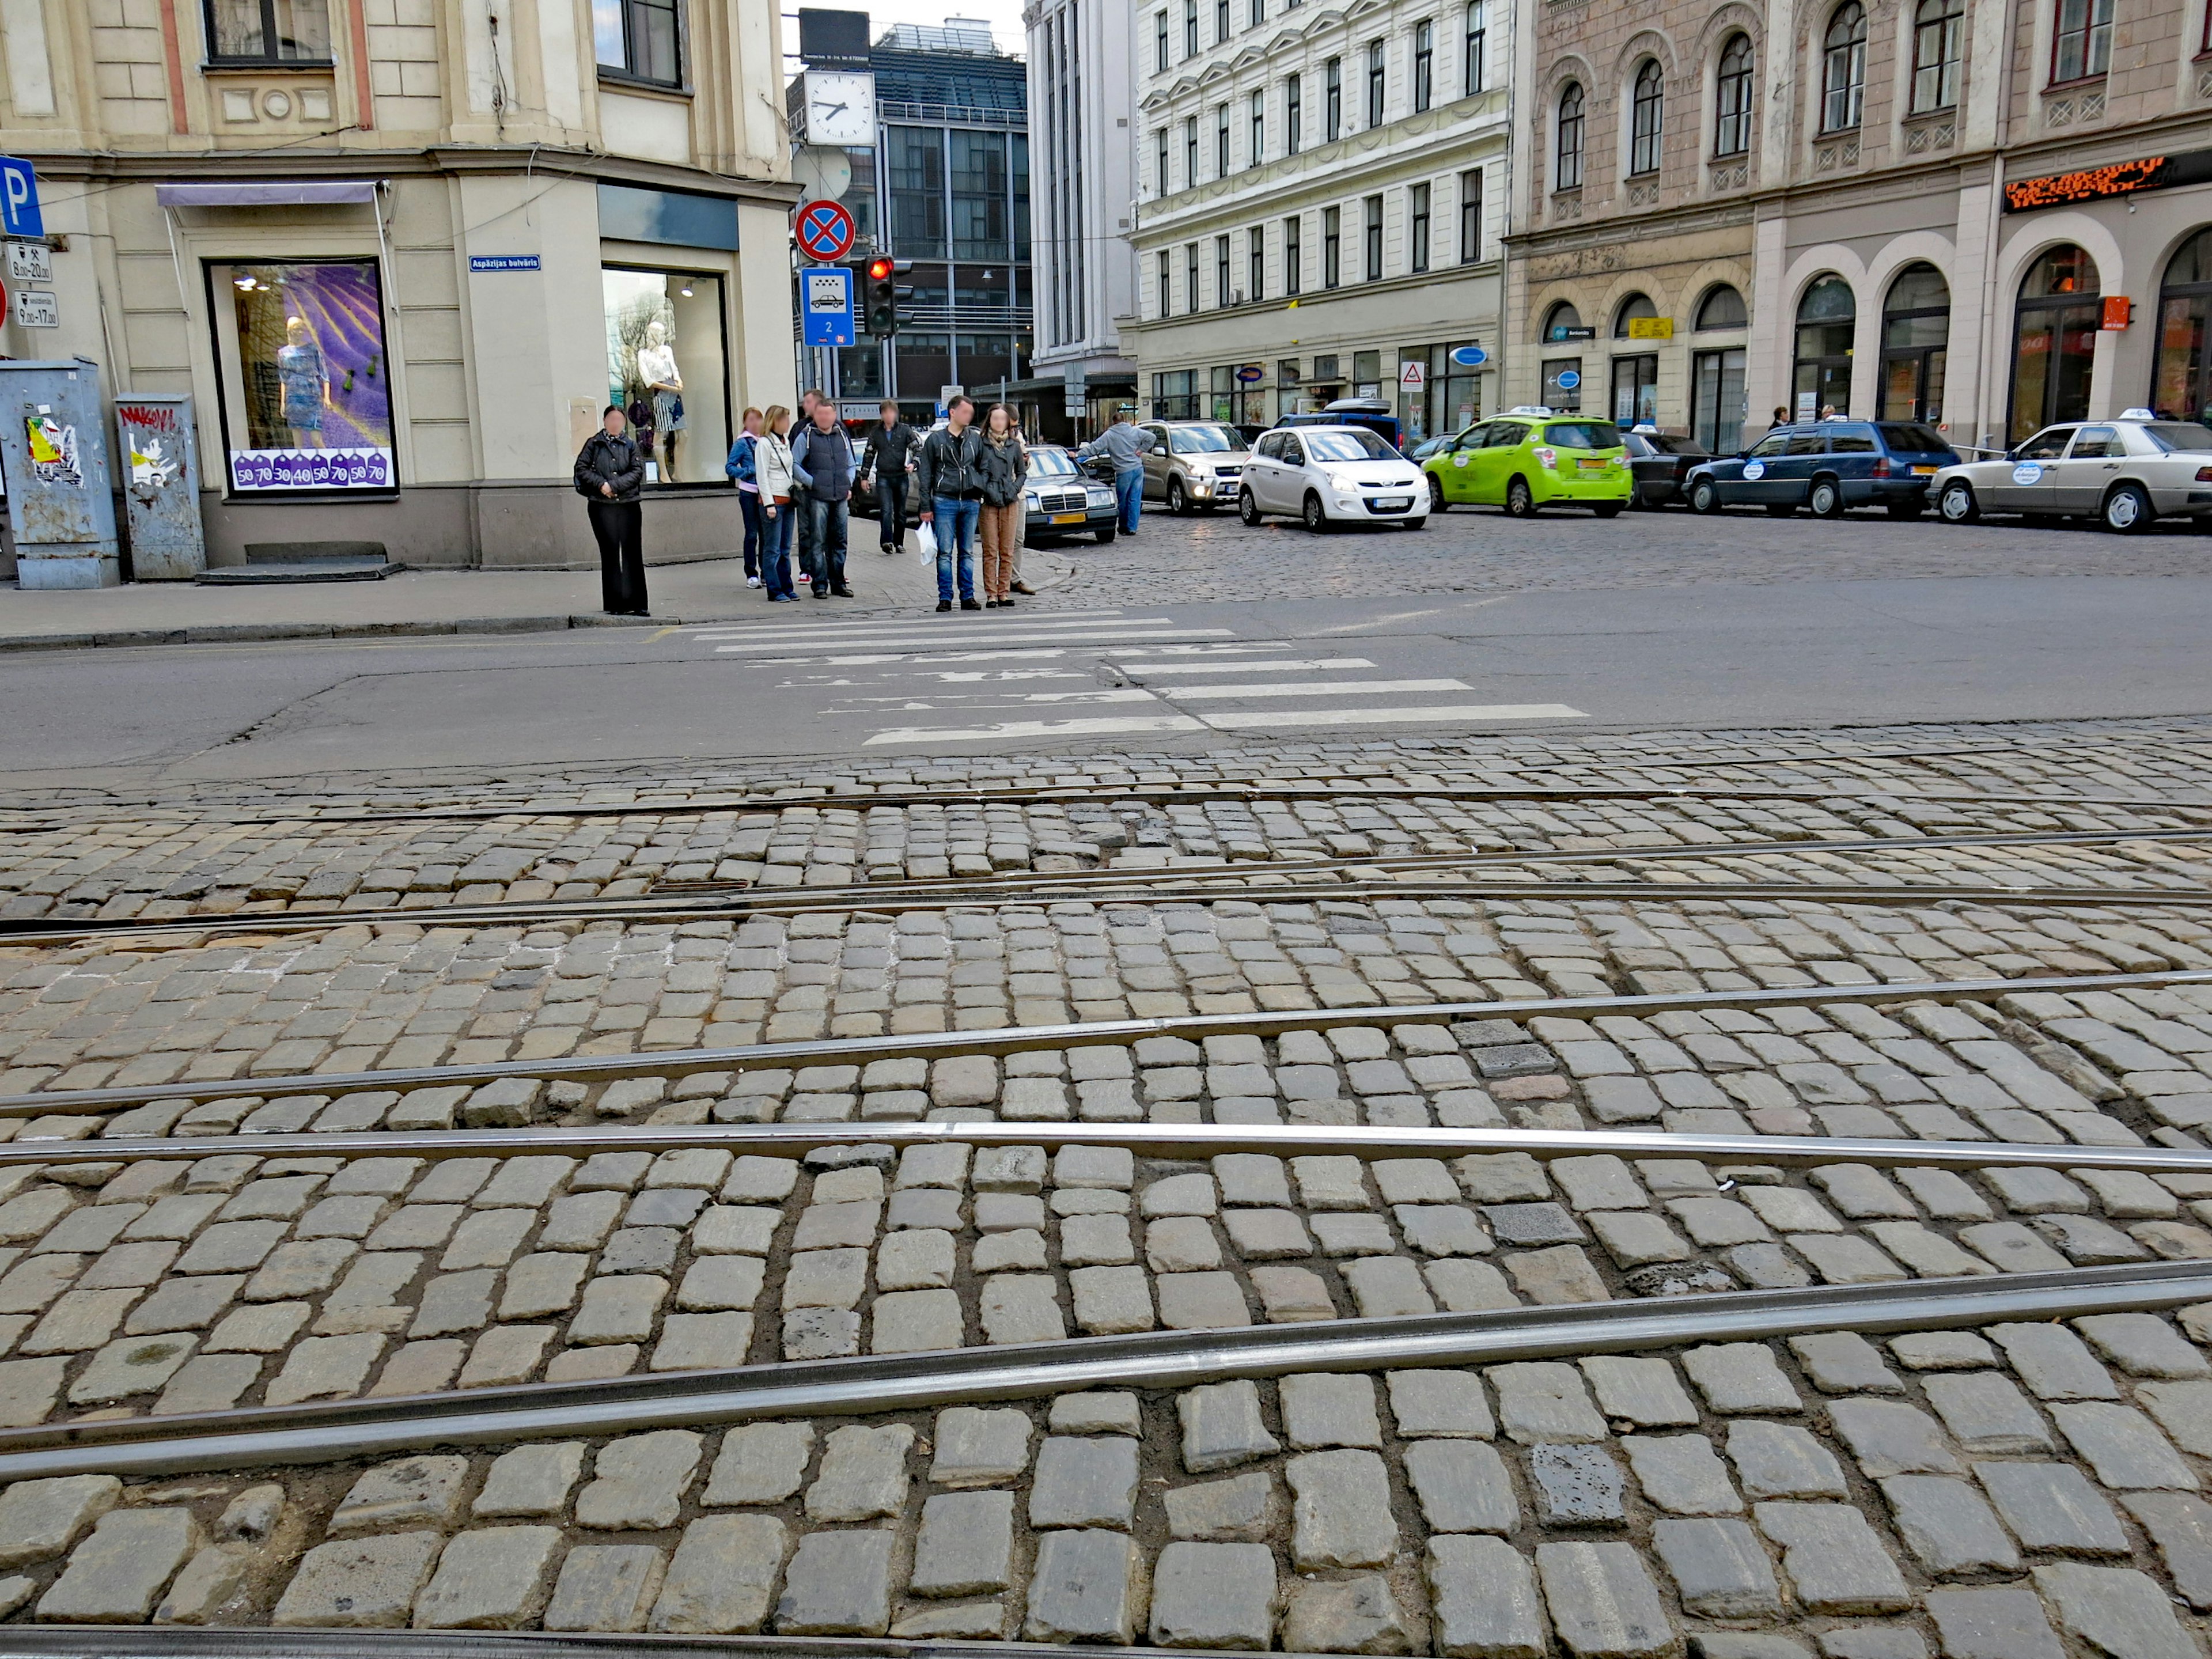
[6,965,2212,1119]
[20,1118,2212,1177]
[0,1262,2200,1482]
[0,1630,1185,1659]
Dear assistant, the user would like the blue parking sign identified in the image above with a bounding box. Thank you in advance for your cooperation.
[0,157,42,240]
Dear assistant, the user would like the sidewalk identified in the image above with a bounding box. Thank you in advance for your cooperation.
[0,532,1070,652]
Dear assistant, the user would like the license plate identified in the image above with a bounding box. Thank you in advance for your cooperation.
[1051,512,1084,524]
[1912,465,1937,475]
[1372,498,1411,512]
[1577,459,1608,471]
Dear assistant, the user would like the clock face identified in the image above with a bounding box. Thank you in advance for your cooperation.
[804,71,875,145]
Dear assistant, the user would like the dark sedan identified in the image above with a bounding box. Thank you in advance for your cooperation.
[1621,429,1710,507]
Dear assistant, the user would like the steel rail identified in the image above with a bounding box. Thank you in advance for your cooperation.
[0,1261,2201,1481]
[21,1118,2212,1177]
[3,964,2209,1119]
[0,1632,1169,1659]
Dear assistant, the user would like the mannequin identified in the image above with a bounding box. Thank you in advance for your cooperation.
[638,320,684,479]
[278,315,328,449]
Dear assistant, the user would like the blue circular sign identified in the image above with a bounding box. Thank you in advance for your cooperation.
[1450,345,1487,367]
[1235,365,1263,382]
[1555,370,1581,391]
[1742,460,1766,480]
[2012,461,2043,485]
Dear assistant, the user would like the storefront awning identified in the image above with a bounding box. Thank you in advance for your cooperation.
[155,181,379,208]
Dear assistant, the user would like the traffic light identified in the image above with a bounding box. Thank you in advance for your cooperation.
[862,256,911,337]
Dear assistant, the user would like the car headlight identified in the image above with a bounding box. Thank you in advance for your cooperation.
[1088,487,1112,506]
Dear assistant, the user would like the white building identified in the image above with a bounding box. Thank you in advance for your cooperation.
[1124,0,1513,441]
[1025,0,1143,431]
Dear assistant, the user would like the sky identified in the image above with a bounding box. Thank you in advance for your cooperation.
[783,2,1029,66]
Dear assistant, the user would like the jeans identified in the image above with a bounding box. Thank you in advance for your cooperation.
[876,473,908,549]
[760,499,797,599]
[1113,468,1144,533]
[587,499,646,613]
[738,490,763,578]
[931,495,980,603]
[806,496,849,594]
[979,502,1021,599]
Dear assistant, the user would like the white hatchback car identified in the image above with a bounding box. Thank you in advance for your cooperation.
[1237,425,1427,532]
[1931,410,2212,533]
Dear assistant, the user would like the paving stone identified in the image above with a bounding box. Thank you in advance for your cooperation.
[332,1456,471,1533]
[930,1406,1032,1486]
[1457,1153,1551,1203]
[1889,1331,1996,1370]
[412,1525,560,1630]
[544,1544,666,1633]
[1753,1501,1914,1613]
[870,1288,962,1353]
[1251,1263,1340,1322]
[1491,1361,1608,1442]
[1281,1373,1384,1449]
[2050,1402,2199,1489]
[876,1229,956,1289]
[805,1422,914,1522]
[37,1506,201,1622]
[0,1473,120,1567]
[1179,1379,1279,1471]
[576,1430,704,1529]
[776,1528,897,1635]
[1652,1517,1783,1617]
[1287,1448,1398,1569]
[1069,1264,1154,1333]
[2120,1491,2212,1609]
[1580,1357,1698,1427]
[1924,1586,2065,1659]
[2032,1563,2201,1659]
[891,1603,1006,1639]
[1165,1471,1278,1541]
[1830,1398,1963,1476]
[1224,1208,1313,1259]
[1922,1371,2053,1453]
[1282,1573,1415,1657]
[474,1442,586,1518]
[1024,1527,1137,1643]
[1406,1439,1519,1533]
[272,1531,442,1627]
[1881,1473,2020,1575]
[1483,1202,1585,1245]
[1988,1321,2120,1399]
[1031,1434,1139,1528]
[912,1490,1016,1596]
[1791,1332,1903,1395]
[1975,1458,2129,1553]
[1530,1442,1628,1526]
[2074,1313,2211,1378]
[1427,1534,1547,1659]
[1050,1391,1141,1435]
[1157,1270,1252,1328]
[1388,1369,1496,1438]
[1535,1540,1675,1657]
[649,1514,786,1634]
[1150,1540,1277,1650]
[1622,1433,1743,1514]
[1682,1344,1800,1413]
[570,1275,669,1344]
[978,1273,1063,1343]
[703,1422,815,1506]
[1728,1421,1849,1498]
[1695,1639,1814,1659]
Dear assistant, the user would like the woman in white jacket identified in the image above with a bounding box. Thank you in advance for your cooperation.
[755,406,798,601]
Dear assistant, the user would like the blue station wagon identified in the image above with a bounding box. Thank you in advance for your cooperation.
[1685,420,1963,518]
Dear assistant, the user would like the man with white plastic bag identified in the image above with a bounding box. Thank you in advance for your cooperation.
[915,395,986,612]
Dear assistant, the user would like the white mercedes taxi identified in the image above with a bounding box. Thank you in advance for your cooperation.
[1931,409,2212,533]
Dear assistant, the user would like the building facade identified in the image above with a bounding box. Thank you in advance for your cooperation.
[1126,0,1515,442]
[0,0,794,575]
[1509,0,2212,454]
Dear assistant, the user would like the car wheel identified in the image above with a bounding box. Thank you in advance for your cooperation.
[1093,525,1116,544]
[1238,488,1262,527]
[1592,502,1624,520]
[1689,478,1721,515]
[1765,502,1798,518]
[2103,482,2154,534]
[1938,480,1978,523]
[1426,473,1450,512]
[1167,477,1187,515]
[1808,476,1844,518]
[1887,501,1923,520]
[1505,476,1537,517]
[1302,493,1331,533]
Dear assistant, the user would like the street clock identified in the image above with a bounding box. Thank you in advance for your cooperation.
[802,70,876,145]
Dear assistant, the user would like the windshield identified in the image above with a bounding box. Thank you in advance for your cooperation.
[2141,422,2212,453]
[1029,449,1078,476]
[1541,421,1621,450]
[1878,423,1949,453]
[1305,429,1399,461]
[1169,425,1243,454]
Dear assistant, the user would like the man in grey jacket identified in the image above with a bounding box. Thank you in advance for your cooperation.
[1078,405,1155,536]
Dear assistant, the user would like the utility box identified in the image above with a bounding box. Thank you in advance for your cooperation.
[0,358,119,588]
[115,393,204,580]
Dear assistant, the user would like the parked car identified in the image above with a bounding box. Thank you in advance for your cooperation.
[1281,396,1404,452]
[1238,424,1428,531]
[1620,428,1710,507]
[1408,431,1457,463]
[1424,408,1631,517]
[1138,419,1251,513]
[1022,444,1120,544]
[1686,419,1960,518]
[1931,412,2212,533]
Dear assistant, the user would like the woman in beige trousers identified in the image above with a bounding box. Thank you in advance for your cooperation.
[976,404,1029,607]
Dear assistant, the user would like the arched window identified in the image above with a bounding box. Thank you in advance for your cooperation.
[1613,293,1658,336]
[1541,300,1585,342]
[1630,59,1664,175]
[1610,293,1660,426]
[1714,34,1753,156]
[1696,283,1748,329]
[1821,2,1867,131]
[1880,262,1950,422]
[1910,0,1963,111]
[1464,0,1487,93]
[2153,228,2212,423]
[1793,275,1856,418]
[1555,82,1585,189]
[2009,244,2100,441]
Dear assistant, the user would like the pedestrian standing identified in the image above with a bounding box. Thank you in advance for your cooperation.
[1078,404,1154,536]
[793,388,826,590]
[574,404,648,616]
[726,406,764,588]
[861,400,918,555]
[755,405,799,601]
[916,393,986,612]
[977,403,1029,608]
[791,400,858,599]
[1771,405,1789,429]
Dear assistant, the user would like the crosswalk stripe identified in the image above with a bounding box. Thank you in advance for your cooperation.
[835,688,1158,707]
[715,626,1233,654]
[1205,703,1587,728]
[687,614,1153,642]
[865,714,1210,744]
[1163,677,1471,701]
[1118,658,1375,675]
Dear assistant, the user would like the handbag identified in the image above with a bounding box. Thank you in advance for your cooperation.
[914,518,937,563]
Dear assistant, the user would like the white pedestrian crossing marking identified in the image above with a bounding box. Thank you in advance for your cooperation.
[1160,677,1472,700]
[1206,703,1586,728]
[866,714,1208,744]
[1117,658,1374,674]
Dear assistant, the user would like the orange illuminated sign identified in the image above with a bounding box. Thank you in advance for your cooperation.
[2004,147,2212,211]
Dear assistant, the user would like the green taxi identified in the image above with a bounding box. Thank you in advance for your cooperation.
[1424,408,1632,518]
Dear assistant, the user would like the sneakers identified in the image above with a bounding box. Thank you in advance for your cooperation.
[937,600,953,612]
[746,575,761,588]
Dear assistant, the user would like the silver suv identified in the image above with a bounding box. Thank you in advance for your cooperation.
[1140,420,1251,513]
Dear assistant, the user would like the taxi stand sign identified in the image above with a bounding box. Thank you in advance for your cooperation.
[802,266,855,349]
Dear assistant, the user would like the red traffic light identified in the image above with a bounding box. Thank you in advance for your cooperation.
[867,257,895,281]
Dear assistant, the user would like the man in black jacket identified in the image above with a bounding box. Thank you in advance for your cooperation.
[915,396,987,611]
[860,401,918,555]
[574,405,648,615]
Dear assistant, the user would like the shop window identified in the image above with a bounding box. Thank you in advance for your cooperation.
[1541,357,1584,410]
[1692,347,1745,452]
[1611,355,1657,426]
[603,266,730,485]
[1154,369,1200,418]
[1793,274,1855,419]
[1353,350,1382,395]
[211,258,393,494]
[1714,34,1753,156]
[1880,262,1949,423]
[888,127,948,257]
[2051,0,2112,82]
[594,0,682,86]
[1696,283,1747,329]
[1821,2,1866,131]
[1555,84,1584,190]
[1629,60,1663,176]
[206,0,331,63]
[2152,227,2212,423]
[1911,0,1963,111]
[2010,243,2099,440]
[1613,293,1657,337]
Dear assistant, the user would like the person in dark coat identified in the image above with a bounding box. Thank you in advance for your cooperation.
[861,401,919,554]
[575,404,648,616]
